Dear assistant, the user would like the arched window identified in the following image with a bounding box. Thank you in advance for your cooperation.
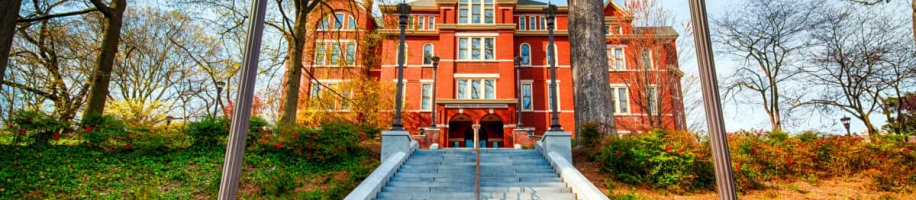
[318,17,330,30]
[347,16,357,30]
[520,44,531,66]
[423,44,434,65]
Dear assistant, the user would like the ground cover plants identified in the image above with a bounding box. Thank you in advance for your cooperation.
[0,111,380,199]
[587,129,916,195]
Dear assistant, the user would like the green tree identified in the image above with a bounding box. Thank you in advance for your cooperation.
[82,0,128,122]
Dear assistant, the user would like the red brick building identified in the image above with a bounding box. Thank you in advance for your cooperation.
[298,0,686,148]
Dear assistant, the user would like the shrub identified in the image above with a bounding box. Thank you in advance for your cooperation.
[186,116,230,148]
[579,122,603,148]
[266,121,366,161]
[592,130,714,193]
[10,110,68,146]
[81,114,130,150]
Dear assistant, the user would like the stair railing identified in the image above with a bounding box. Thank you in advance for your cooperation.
[472,124,481,200]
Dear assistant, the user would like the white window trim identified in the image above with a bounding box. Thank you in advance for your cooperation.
[457,36,496,61]
[607,46,626,70]
[421,83,433,110]
[545,44,558,66]
[454,74,500,78]
[458,0,495,24]
[521,82,533,111]
[641,48,654,70]
[520,43,532,66]
[455,32,499,37]
[609,84,630,114]
[547,80,560,111]
[422,43,435,66]
[647,86,659,115]
[456,78,497,100]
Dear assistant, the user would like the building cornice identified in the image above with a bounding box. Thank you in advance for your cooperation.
[515,30,568,36]
[437,24,517,30]
[606,34,679,41]
[515,5,568,12]
[604,16,635,22]
[436,99,518,104]
[378,29,440,36]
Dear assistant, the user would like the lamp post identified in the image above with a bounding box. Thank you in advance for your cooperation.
[514,56,523,128]
[430,56,440,128]
[391,2,411,131]
[841,116,851,136]
[544,4,562,132]
[215,81,226,116]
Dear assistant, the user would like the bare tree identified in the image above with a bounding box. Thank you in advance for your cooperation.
[613,0,685,130]
[714,0,822,132]
[804,1,915,135]
[568,0,619,139]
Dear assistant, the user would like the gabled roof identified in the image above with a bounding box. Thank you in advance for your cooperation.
[633,26,679,38]
[603,0,630,16]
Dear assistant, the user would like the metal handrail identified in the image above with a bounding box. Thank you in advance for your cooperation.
[473,124,481,200]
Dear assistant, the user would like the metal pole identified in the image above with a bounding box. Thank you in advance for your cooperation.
[216,0,266,198]
[514,57,523,128]
[431,57,439,128]
[544,4,562,132]
[391,3,410,131]
[687,0,737,199]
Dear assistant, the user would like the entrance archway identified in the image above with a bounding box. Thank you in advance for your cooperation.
[480,114,504,148]
[448,114,472,148]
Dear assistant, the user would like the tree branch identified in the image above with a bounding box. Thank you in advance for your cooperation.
[18,8,99,23]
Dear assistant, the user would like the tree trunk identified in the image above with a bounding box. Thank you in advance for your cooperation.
[82,0,127,121]
[0,0,22,86]
[912,0,915,47]
[568,0,618,140]
[278,4,310,125]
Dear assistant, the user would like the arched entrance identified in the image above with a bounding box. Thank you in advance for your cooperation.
[480,114,504,148]
[448,114,472,148]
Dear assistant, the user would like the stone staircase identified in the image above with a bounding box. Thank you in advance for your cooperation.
[376,148,576,200]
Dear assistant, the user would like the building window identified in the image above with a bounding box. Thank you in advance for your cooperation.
[408,16,415,29]
[519,17,526,30]
[428,17,436,29]
[459,0,494,24]
[548,82,559,110]
[607,47,625,70]
[616,26,623,34]
[345,44,356,65]
[521,83,532,110]
[396,43,408,65]
[314,44,326,65]
[348,16,357,30]
[423,44,434,65]
[520,44,531,66]
[329,43,341,65]
[458,38,468,60]
[641,48,653,70]
[341,90,352,110]
[610,86,629,114]
[545,44,557,65]
[605,26,609,35]
[457,37,495,61]
[418,17,425,30]
[421,83,432,109]
[529,16,536,30]
[315,42,356,66]
[647,87,658,115]
[540,17,546,30]
[457,79,496,100]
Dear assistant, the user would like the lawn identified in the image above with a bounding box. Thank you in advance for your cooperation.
[0,138,379,199]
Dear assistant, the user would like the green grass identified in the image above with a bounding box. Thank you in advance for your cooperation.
[0,144,377,199]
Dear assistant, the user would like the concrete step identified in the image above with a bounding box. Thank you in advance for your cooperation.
[377,192,577,200]
[382,186,572,193]
[389,182,566,188]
